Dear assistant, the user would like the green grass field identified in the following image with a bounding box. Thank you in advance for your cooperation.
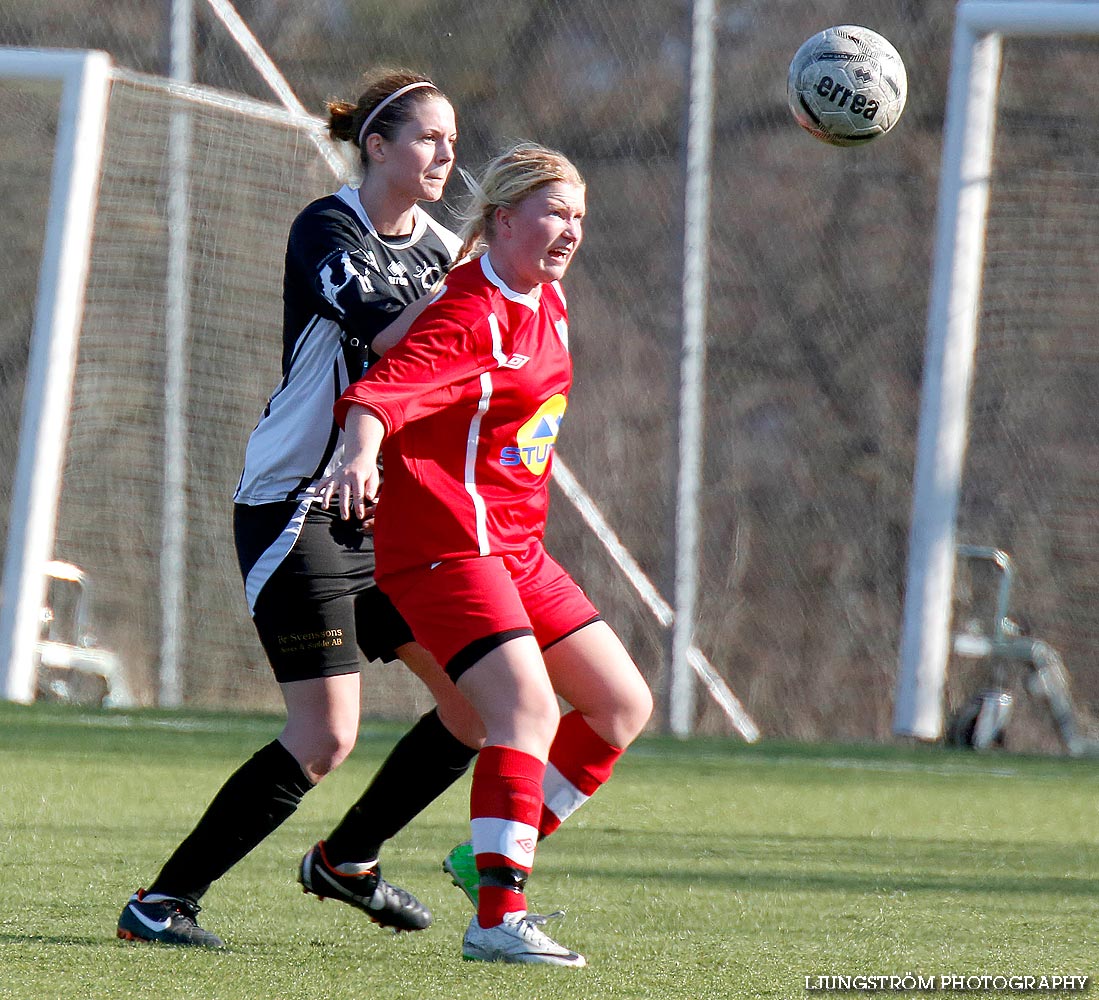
[1,701,1096,1000]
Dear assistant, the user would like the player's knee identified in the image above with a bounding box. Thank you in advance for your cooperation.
[513,689,561,753]
[604,678,654,747]
[294,728,358,780]
[438,702,487,750]
[624,681,655,741]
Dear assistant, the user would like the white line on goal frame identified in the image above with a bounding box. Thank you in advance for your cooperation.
[0,47,113,704]
[894,1,1099,740]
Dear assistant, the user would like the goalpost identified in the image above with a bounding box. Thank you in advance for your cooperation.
[0,48,112,704]
[894,1,1099,739]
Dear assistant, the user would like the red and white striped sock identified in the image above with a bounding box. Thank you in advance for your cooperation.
[470,744,545,928]
[540,710,624,838]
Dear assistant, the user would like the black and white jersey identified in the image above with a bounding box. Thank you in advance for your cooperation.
[234,185,462,505]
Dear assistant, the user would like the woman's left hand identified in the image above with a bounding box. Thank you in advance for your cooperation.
[317,458,380,523]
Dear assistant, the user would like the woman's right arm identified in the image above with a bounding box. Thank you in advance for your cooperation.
[318,406,386,522]
[370,291,437,357]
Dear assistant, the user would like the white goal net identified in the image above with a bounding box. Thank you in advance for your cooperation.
[951,33,1099,742]
[15,3,1058,744]
[896,3,1099,748]
[45,72,361,710]
[0,59,701,722]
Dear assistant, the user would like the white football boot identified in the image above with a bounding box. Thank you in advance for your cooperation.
[462,910,587,967]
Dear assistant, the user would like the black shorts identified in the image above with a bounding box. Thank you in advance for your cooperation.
[234,500,414,683]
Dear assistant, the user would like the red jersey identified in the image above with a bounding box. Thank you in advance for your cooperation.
[334,253,572,575]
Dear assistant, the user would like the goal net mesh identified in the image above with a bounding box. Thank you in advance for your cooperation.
[50,78,379,711]
[5,7,1099,745]
[0,76,57,563]
[38,71,678,718]
[947,37,1099,743]
[2,3,1020,740]
[1,54,683,721]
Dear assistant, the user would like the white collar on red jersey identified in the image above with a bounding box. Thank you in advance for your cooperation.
[480,253,542,313]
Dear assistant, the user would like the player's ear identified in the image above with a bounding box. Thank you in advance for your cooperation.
[364,133,386,164]
[493,205,512,234]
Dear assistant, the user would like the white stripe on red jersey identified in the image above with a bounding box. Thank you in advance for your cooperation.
[466,372,494,556]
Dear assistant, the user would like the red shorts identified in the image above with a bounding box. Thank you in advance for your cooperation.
[377,541,600,679]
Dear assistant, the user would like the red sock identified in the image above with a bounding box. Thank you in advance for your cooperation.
[540,710,623,838]
[470,745,545,927]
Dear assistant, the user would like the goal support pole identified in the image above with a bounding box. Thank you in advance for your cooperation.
[668,0,718,737]
[158,0,194,707]
[0,48,113,703]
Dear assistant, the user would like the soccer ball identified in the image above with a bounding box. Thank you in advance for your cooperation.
[787,25,907,146]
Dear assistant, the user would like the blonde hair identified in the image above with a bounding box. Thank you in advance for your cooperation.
[325,68,447,167]
[455,142,585,261]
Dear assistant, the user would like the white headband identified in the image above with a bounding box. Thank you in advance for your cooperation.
[357,81,435,147]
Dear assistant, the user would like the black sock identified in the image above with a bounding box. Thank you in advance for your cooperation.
[148,739,313,904]
[324,709,477,865]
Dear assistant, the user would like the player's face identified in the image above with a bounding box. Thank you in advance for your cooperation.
[382,97,457,204]
[492,182,585,293]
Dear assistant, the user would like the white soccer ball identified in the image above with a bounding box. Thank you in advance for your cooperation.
[787,25,907,147]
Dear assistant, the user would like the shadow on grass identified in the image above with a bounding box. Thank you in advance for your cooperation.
[553,829,1099,898]
[0,932,112,946]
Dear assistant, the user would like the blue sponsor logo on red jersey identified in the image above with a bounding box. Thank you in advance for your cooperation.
[499,394,568,474]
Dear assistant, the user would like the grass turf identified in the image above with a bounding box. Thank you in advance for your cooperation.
[0,700,1096,999]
